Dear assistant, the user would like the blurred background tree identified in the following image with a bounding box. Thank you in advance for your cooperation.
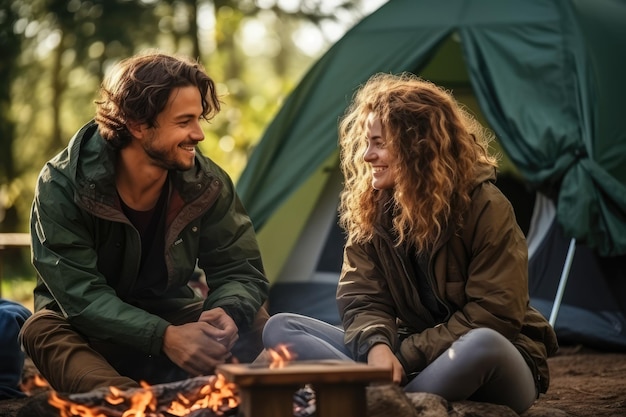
[0,0,386,291]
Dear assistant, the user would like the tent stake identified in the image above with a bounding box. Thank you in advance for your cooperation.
[549,238,576,327]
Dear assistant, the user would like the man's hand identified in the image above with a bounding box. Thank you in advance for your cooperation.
[198,307,239,350]
[162,308,239,376]
[367,343,405,385]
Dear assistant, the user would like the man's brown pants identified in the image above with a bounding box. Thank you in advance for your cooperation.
[19,303,269,393]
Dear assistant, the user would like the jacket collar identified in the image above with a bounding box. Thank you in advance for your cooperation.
[69,120,219,209]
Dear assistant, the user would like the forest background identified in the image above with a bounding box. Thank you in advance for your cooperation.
[0,0,386,302]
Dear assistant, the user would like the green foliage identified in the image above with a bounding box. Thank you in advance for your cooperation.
[1,276,37,306]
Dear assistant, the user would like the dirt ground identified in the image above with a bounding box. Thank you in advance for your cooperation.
[533,344,626,417]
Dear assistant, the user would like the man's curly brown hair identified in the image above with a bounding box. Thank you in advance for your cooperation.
[95,50,220,150]
[338,73,498,252]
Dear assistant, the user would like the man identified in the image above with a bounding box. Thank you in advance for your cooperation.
[19,51,269,394]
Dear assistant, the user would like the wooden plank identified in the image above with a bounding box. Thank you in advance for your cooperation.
[217,360,391,387]
[238,385,297,417]
[218,361,391,417]
[0,233,30,249]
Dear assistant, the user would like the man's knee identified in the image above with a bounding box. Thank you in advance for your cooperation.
[19,309,67,355]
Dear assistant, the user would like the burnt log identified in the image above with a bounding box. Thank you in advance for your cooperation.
[15,392,59,417]
[15,376,238,417]
[0,397,30,417]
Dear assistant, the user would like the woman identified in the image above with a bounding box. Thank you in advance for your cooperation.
[263,73,558,413]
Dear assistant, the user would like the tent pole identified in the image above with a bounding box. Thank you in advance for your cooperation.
[549,238,577,327]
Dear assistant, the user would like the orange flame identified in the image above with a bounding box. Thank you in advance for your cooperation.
[122,382,156,417]
[33,374,50,387]
[19,373,51,396]
[48,374,239,417]
[167,374,239,416]
[49,391,107,417]
[267,344,296,369]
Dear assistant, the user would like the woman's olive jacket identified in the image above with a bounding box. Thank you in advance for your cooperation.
[30,121,269,356]
[337,167,559,393]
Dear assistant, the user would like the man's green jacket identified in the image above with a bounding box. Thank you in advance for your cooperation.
[30,121,269,356]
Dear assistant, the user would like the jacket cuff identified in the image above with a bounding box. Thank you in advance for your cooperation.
[357,334,392,362]
[398,338,427,373]
[218,305,247,330]
[153,319,172,356]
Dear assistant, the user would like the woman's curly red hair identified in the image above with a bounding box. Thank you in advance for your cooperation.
[338,73,498,252]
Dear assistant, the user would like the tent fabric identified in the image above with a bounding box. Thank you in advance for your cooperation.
[463,0,626,257]
[527,195,626,350]
[237,0,626,257]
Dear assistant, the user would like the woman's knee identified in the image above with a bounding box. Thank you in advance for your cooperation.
[262,313,337,348]
[454,328,513,364]
[262,313,300,347]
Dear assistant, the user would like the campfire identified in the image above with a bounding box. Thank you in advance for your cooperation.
[32,345,391,417]
[37,345,291,417]
[47,374,238,417]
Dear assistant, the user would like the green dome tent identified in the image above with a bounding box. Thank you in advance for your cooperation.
[236,0,626,349]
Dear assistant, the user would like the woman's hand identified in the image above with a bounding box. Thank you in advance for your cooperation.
[367,343,405,385]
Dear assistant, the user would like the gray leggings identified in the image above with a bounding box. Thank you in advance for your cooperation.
[263,313,538,414]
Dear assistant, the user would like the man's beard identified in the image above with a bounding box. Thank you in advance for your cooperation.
[143,143,195,171]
